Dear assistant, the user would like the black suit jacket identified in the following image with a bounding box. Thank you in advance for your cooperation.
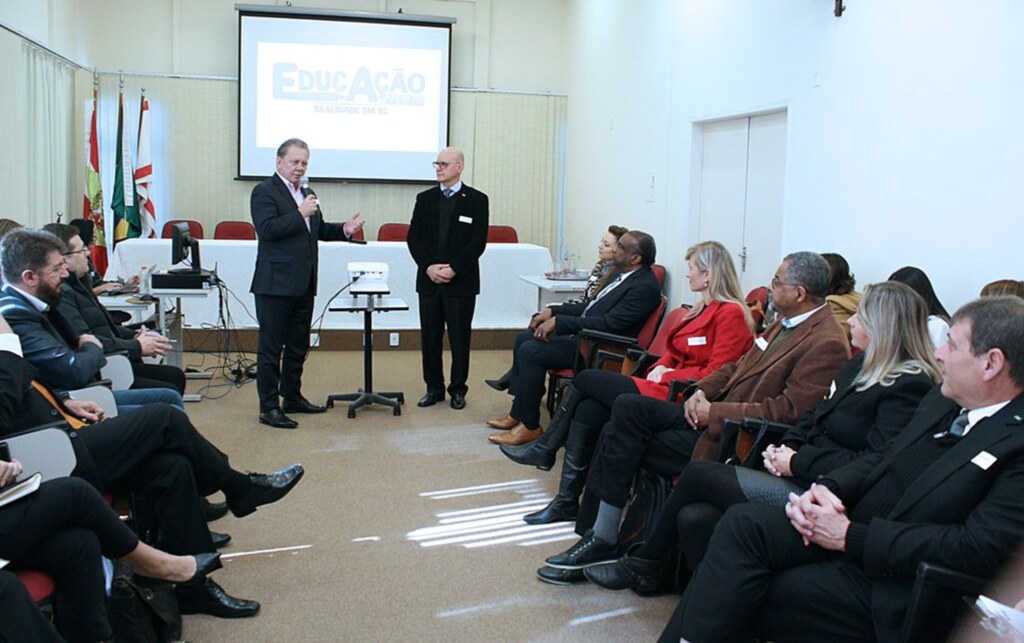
[550,266,662,338]
[0,284,106,390]
[58,274,141,360]
[820,388,1024,640]
[781,353,936,485]
[406,184,489,297]
[249,174,349,297]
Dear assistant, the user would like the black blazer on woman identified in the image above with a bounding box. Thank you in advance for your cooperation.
[780,352,935,486]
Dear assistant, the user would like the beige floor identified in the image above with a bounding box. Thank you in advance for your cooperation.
[178,349,677,642]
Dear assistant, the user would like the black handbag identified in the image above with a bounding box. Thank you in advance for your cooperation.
[109,560,182,643]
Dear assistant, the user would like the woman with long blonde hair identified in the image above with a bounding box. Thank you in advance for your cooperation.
[501,241,755,533]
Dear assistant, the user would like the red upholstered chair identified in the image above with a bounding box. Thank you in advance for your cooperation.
[213,220,256,240]
[377,223,410,242]
[487,225,519,243]
[161,220,204,239]
[651,264,667,291]
[15,569,56,604]
[350,227,365,241]
[546,295,669,416]
[745,286,772,334]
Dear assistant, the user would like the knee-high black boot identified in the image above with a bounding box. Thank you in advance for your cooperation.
[484,367,513,391]
[499,384,583,470]
[523,421,596,524]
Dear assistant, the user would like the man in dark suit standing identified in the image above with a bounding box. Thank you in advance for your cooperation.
[250,138,363,429]
[407,146,489,411]
[663,296,1024,643]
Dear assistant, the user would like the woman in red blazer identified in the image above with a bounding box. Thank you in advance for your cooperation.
[500,241,754,525]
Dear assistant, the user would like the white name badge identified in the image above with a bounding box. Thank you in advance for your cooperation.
[688,336,707,346]
[458,216,473,224]
[755,337,769,351]
[972,451,997,470]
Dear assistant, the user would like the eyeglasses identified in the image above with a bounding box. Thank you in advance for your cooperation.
[63,248,90,257]
[432,161,452,169]
[771,275,799,288]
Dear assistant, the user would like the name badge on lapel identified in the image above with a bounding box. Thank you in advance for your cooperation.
[458,216,473,224]
[971,451,997,470]
[688,336,707,346]
[755,337,769,351]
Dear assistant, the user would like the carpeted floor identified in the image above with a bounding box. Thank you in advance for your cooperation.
[176,348,678,641]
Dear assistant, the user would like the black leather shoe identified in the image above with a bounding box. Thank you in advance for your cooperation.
[583,555,664,593]
[259,408,298,429]
[417,391,445,407]
[500,442,557,470]
[227,464,305,518]
[523,497,579,525]
[450,393,466,410]
[182,552,223,585]
[177,579,260,618]
[544,530,617,570]
[536,565,585,586]
[484,376,510,392]
[210,531,231,549]
[203,499,228,522]
[282,396,327,414]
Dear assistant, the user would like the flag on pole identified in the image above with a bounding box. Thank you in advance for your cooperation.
[112,82,141,244]
[134,92,157,239]
[83,77,108,274]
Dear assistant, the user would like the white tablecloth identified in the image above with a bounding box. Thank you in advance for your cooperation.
[106,239,552,330]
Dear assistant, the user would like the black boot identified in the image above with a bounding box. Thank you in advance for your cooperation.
[484,368,513,391]
[500,384,583,470]
[523,423,596,524]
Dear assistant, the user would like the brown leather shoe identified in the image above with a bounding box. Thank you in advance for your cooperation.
[486,415,519,430]
[489,423,544,446]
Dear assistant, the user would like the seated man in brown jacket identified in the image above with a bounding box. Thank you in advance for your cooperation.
[535,251,851,581]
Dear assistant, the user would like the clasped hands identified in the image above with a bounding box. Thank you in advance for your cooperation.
[426,263,456,285]
[528,307,556,341]
[785,483,849,551]
[133,325,173,357]
[762,444,796,477]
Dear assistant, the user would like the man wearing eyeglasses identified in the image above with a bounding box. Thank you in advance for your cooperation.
[407,146,489,410]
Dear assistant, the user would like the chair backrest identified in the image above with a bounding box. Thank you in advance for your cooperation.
[645,304,693,357]
[3,426,76,483]
[100,354,135,391]
[377,223,410,242]
[213,220,256,240]
[650,264,667,291]
[350,226,365,241]
[487,225,519,243]
[636,295,669,350]
[16,569,56,603]
[161,220,204,239]
[745,286,772,333]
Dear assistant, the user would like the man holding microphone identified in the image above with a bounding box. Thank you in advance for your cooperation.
[250,138,363,429]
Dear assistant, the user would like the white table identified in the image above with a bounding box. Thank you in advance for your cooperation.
[518,274,589,309]
[106,239,551,330]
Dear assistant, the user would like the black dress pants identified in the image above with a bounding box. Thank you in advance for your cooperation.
[586,393,702,508]
[73,403,238,554]
[254,291,315,412]
[418,289,476,397]
[0,478,139,642]
[131,361,186,394]
[660,502,875,643]
[508,330,578,429]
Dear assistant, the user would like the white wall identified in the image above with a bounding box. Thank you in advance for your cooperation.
[565,0,1024,311]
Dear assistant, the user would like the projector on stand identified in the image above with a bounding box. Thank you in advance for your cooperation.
[348,261,390,295]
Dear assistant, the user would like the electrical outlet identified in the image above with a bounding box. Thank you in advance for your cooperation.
[310,333,320,347]
[389,332,399,347]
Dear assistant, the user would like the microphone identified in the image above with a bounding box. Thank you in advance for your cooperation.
[299,177,315,199]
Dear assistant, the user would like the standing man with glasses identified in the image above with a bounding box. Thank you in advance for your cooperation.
[407,146,489,410]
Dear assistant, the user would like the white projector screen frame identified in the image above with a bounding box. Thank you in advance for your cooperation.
[237,5,453,182]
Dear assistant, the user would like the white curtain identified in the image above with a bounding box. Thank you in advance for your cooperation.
[24,42,76,227]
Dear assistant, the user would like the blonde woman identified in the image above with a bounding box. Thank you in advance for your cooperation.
[586,281,941,591]
[503,241,754,526]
